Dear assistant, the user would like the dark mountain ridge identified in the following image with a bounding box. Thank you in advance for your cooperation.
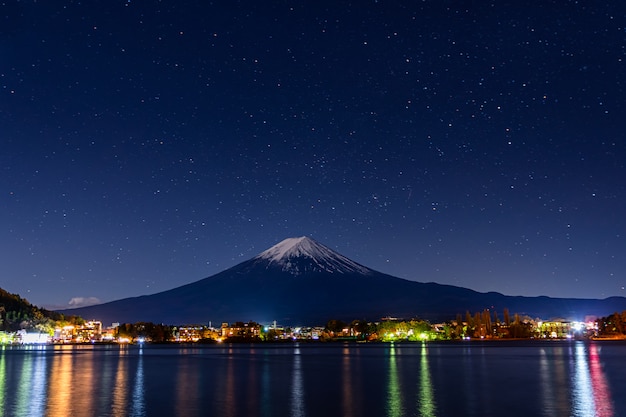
[58,237,626,325]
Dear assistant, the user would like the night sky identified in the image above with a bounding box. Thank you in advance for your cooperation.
[2,1,625,309]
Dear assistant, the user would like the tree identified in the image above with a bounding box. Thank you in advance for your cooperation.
[503,308,511,327]
[482,309,492,338]
[455,314,465,338]
[473,312,482,338]
[351,320,371,339]
[325,319,347,335]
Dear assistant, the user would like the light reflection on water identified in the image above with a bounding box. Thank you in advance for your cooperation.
[130,347,145,417]
[246,347,259,416]
[0,341,621,417]
[0,348,5,417]
[537,342,614,417]
[112,347,128,417]
[47,346,72,416]
[220,347,237,417]
[15,347,33,416]
[261,350,271,417]
[386,343,404,417]
[588,344,613,417]
[15,350,27,415]
[386,343,437,417]
[30,349,47,417]
[174,350,202,417]
[290,345,305,417]
[418,343,436,417]
[539,346,569,417]
[79,345,96,417]
[342,346,355,417]
[570,342,614,417]
[573,344,595,417]
[13,346,47,417]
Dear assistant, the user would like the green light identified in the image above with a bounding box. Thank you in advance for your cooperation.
[0,332,12,345]
[15,350,32,416]
[418,343,437,417]
[0,349,5,412]
[387,344,404,417]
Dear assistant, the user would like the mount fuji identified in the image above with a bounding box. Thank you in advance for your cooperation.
[60,237,626,325]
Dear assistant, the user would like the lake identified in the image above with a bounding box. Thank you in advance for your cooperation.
[0,340,623,417]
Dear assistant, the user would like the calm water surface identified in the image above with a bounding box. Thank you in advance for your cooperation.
[0,340,623,417]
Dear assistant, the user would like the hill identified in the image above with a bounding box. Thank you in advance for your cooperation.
[0,287,79,331]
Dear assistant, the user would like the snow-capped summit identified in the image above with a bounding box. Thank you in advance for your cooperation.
[60,234,626,326]
[253,236,373,275]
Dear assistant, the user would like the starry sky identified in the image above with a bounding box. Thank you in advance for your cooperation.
[1,1,625,309]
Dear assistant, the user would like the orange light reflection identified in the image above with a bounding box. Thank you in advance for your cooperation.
[342,346,354,417]
[111,346,128,417]
[46,346,73,416]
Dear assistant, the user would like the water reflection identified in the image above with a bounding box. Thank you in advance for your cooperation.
[387,344,404,417]
[80,347,96,417]
[112,348,128,417]
[261,350,271,417]
[175,356,200,417]
[461,345,477,413]
[30,349,47,417]
[291,345,305,417]
[0,341,621,417]
[588,344,613,417]
[418,343,436,417]
[47,347,73,416]
[573,344,595,416]
[15,346,33,416]
[131,349,145,417]
[16,347,47,416]
[570,342,614,417]
[15,348,33,416]
[342,346,354,417]
[0,349,6,416]
[219,347,237,417]
[539,346,569,417]
[539,349,555,416]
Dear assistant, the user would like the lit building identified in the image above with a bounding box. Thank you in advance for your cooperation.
[537,321,572,338]
[221,321,262,339]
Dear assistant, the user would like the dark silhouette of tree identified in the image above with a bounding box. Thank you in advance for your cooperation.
[598,312,626,335]
[503,308,511,327]
[455,314,464,338]
[465,311,473,330]
[325,319,347,335]
[473,312,482,338]
[351,319,371,339]
[482,309,492,337]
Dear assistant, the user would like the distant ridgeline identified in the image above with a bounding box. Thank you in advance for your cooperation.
[0,287,82,332]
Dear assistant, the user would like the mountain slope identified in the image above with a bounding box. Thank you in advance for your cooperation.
[0,287,77,331]
[59,237,626,325]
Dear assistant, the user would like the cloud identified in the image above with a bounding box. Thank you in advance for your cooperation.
[68,297,102,308]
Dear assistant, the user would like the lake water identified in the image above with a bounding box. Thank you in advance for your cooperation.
[0,340,623,417]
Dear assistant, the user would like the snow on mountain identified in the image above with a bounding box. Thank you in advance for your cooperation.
[253,236,373,275]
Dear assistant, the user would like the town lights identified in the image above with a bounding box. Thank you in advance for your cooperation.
[19,331,49,344]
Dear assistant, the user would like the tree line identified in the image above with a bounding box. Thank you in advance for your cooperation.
[596,311,626,337]
[0,287,83,332]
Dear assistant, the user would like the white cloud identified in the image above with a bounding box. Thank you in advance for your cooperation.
[68,297,101,308]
